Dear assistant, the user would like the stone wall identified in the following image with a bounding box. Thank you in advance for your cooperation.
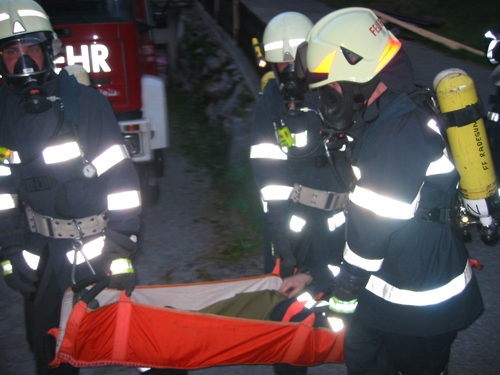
[174,4,259,170]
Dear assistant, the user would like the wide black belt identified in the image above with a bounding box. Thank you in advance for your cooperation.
[414,206,451,223]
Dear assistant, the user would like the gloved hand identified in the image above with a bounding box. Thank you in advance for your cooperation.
[107,258,135,296]
[1,246,38,294]
[102,229,138,296]
[329,292,359,314]
[328,261,370,316]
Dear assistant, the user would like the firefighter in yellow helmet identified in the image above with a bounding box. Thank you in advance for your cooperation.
[0,1,142,373]
[283,7,483,374]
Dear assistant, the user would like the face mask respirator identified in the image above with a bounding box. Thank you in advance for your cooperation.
[318,82,366,132]
[12,55,52,114]
[279,64,309,116]
[318,77,383,132]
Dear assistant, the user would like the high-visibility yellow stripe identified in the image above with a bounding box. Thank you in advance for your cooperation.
[312,51,336,73]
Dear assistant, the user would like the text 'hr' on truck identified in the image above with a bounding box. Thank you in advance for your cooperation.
[40,0,170,205]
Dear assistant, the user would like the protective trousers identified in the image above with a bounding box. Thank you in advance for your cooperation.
[24,272,79,375]
[344,320,456,375]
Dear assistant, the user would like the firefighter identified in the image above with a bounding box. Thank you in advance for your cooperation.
[250,12,355,375]
[484,27,500,177]
[250,11,354,297]
[0,1,141,374]
[283,7,484,374]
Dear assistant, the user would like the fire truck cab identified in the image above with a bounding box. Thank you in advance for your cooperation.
[40,0,169,205]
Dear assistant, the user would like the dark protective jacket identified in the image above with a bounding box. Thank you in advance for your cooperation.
[0,71,141,299]
[484,27,500,177]
[250,79,354,286]
[345,89,483,336]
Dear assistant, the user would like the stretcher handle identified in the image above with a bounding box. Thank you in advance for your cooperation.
[71,271,111,304]
[79,277,110,304]
[72,270,108,293]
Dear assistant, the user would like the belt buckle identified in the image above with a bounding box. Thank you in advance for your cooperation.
[291,184,302,202]
[439,208,450,223]
[324,191,336,211]
[422,208,437,222]
[43,215,55,237]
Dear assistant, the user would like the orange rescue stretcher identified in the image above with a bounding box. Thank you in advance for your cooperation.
[48,274,345,370]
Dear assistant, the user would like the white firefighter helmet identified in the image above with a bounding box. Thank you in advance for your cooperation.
[64,64,91,86]
[263,12,313,63]
[304,7,401,89]
[0,0,61,89]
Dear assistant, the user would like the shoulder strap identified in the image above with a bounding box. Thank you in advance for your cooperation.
[408,86,454,155]
[408,87,440,115]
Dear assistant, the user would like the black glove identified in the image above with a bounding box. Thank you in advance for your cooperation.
[102,229,138,296]
[1,246,38,294]
[107,258,135,297]
[328,262,370,315]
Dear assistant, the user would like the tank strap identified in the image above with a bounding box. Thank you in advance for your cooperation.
[408,87,440,115]
[442,100,484,127]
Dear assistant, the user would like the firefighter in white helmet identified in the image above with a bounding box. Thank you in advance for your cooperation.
[251,13,355,374]
[282,7,484,374]
[0,1,142,373]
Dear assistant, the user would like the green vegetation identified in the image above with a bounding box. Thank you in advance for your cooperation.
[169,19,264,265]
[319,0,498,66]
[167,85,263,265]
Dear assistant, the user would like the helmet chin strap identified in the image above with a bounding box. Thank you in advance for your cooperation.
[359,78,386,124]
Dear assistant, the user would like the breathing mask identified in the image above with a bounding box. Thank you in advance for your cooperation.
[0,33,54,113]
[278,63,309,116]
[318,82,366,131]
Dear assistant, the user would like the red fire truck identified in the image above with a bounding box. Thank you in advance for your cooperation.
[40,0,169,205]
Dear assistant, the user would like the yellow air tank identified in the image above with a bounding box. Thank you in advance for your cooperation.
[434,69,497,199]
[434,68,498,244]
